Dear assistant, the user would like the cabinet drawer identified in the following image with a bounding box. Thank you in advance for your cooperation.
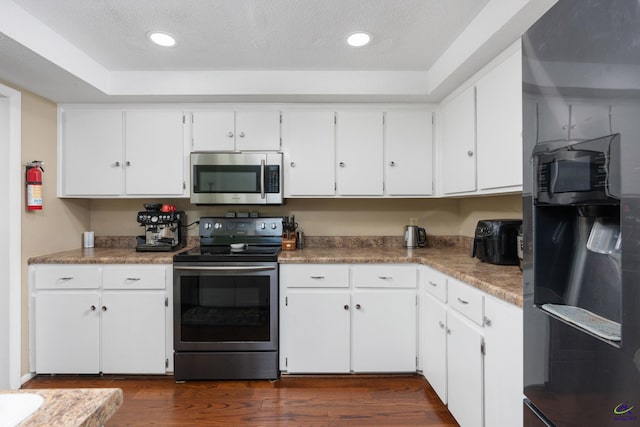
[421,267,447,302]
[34,265,100,290]
[448,277,484,326]
[281,264,349,288]
[352,265,417,289]
[102,266,166,290]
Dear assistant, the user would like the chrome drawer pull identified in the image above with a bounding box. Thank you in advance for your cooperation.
[59,277,73,281]
[428,281,438,287]
[125,277,141,281]
[310,276,325,279]
[378,276,392,280]
[457,297,469,305]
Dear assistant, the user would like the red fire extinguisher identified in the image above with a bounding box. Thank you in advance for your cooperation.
[26,161,44,211]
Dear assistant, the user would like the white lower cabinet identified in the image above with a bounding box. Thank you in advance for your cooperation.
[419,265,522,427]
[280,264,417,374]
[32,264,170,374]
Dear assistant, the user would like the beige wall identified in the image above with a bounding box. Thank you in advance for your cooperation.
[16,86,91,376]
[90,195,521,238]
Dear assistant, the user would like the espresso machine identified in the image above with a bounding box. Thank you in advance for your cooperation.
[136,204,185,252]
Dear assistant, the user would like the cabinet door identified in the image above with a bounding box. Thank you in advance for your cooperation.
[124,110,185,196]
[61,109,123,196]
[101,291,166,374]
[484,297,523,427]
[385,111,433,196]
[352,290,417,372]
[336,112,384,195]
[537,98,570,142]
[191,110,235,151]
[284,291,350,373]
[447,309,484,427]
[282,111,335,196]
[35,292,100,374]
[441,86,476,194]
[421,292,448,404]
[235,111,281,151]
[476,49,523,191]
[569,102,611,140]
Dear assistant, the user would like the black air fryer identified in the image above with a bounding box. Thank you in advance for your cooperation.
[471,219,522,265]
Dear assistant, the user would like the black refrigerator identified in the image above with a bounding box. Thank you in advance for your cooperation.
[523,1,640,426]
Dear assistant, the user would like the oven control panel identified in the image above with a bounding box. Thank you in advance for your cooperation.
[200,217,283,239]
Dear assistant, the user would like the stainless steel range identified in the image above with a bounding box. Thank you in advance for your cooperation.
[172,217,282,381]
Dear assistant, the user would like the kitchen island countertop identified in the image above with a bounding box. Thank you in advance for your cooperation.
[1,388,122,427]
[278,245,523,307]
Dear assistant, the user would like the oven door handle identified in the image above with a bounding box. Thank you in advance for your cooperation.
[174,265,276,272]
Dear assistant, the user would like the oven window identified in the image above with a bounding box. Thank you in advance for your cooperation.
[179,275,271,342]
[193,165,260,194]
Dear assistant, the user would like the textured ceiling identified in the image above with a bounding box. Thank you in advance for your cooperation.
[12,0,488,71]
[0,0,558,102]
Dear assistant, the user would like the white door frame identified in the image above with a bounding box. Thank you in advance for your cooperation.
[1,82,22,389]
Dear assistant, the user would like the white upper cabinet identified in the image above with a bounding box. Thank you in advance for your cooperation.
[61,109,125,196]
[438,43,524,196]
[282,111,336,196]
[124,110,186,196]
[385,111,433,196]
[336,111,384,196]
[476,48,523,191]
[60,108,187,198]
[441,85,477,194]
[190,110,281,152]
[537,98,611,142]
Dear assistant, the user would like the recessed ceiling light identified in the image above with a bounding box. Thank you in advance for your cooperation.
[148,31,176,47]
[346,32,372,47]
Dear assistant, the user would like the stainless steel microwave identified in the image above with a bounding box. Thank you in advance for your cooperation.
[190,152,283,205]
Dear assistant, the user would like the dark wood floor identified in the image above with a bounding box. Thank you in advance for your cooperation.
[23,374,459,426]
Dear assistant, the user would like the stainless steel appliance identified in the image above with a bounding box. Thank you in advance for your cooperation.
[523,1,640,425]
[404,225,426,248]
[172,216,282,380]
[136,204,185,252]
[190,152,283,205]
[471,219,522,265]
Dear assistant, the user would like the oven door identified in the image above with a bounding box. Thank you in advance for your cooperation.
[173,262,278,352]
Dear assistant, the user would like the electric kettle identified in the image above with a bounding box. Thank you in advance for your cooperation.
[404,225,427,248]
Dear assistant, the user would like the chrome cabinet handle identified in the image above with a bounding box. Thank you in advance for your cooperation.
[467,150,474,157]
[101,306,108,311]
[228,132,234,138]
[355,304,362,310]
[446,328,451,334]
[310,276,325,279]
[239,132,245,138]
[59,277,73,281]
[438,321,445,329]
[125,161,131,167]
[90,305,96,311]
[114,161,120,167]
[125,277,141,282]
[484,316,492,327]
[389,161,396,167]
[378,276,392,280]
[290,162,296,167]
[428,281,438,287]
[339,162,345,167]
[344,305,349,310]
[457,297,469,305]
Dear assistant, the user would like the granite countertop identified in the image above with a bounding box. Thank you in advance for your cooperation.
[279,246,523,307]
[1,388,122,427]
[27,246,194,265]
[27,237,522,307]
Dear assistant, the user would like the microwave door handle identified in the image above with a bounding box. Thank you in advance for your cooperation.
[549,159,558,198]
[260,159,266,199]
